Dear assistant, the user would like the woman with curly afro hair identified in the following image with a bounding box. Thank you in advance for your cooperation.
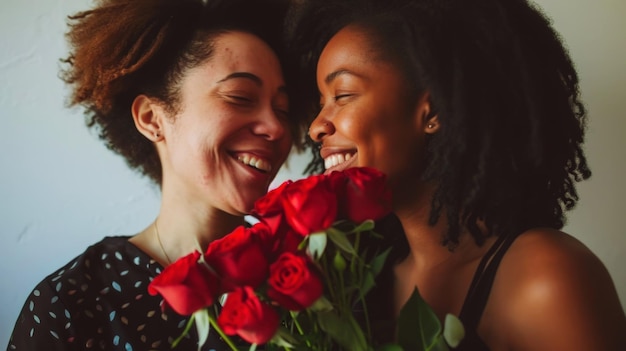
[287,0,626,349]
[7,0,306,349]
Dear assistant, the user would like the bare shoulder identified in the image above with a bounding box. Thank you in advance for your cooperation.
[484,228,626,350]
[504,228,603,276]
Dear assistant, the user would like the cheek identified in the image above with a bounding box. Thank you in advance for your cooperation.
[169,123,221,172]
[335,107,370,141]
[365,121,423,174]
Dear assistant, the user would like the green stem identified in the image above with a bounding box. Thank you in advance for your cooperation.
[290,311,306,335]
[354,230,371,340]
[353,230,362,252]
[349,231,361,294]
[360,293,372,343]
[208,311,239,351]
[338,263,347,308]
[320,253,338,303]
[172,315,196,348]
[290,311,313,349]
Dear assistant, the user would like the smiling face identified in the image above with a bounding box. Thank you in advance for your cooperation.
[309,25,435,196]
[158,31,292,215]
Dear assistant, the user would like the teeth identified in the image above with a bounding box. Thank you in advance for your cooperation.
[237,155,272,172]
[324,153,353,169]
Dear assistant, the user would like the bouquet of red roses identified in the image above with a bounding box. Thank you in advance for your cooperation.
[148,167,464,351]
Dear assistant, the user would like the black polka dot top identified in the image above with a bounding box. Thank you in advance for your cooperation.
[7,236,232,351]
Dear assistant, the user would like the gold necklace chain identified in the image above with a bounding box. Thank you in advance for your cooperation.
[154,219,173,265]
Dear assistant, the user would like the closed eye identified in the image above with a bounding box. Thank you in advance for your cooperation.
[334,94,352,101]
[229,95,252,102]
[226,95,256,107]
[274,107,289,119]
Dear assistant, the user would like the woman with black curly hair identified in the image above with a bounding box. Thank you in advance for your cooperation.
[7,0,304,349]
[287,0,626,349]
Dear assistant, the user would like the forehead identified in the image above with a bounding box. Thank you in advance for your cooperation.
[319,26,378,69]
[317,25,404,87]
[176,30,287,104]
[175,30,284,90]
[209,31,280,73]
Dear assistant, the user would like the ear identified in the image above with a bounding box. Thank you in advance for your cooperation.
[414,92,440,135]
[132,94,164,142]
[424,112,440,135]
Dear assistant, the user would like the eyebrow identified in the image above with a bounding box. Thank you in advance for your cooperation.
[217,72,263,85]
[217,72,288,94]
[324,69,354,85]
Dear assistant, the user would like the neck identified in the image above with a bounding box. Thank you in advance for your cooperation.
[155,204,245,255]
[137,181,246,266]
[395,205,454,270]
[392,182,480,270]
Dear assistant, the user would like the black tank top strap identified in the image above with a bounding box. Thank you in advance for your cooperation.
[457,233,519,349]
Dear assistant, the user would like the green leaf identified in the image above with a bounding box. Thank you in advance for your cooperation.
[426,336,450,351]
[397,288,442,351]
[306,232,327,259]
[359,271,376,302]
[309,296,334,312]
[327,227,356,254]
[193,309,211,349]
[376,344,404,351]
[353,219,375,232]
[369,248,392,277]
[317,311,368,351]
[443,314,465,348]
[357,248,392,301]
[270,327,299,348]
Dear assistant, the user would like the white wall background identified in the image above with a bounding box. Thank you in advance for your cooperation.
[1,0,624,347]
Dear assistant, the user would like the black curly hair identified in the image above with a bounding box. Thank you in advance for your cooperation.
[286,0,591,249]
[61,0,305,185]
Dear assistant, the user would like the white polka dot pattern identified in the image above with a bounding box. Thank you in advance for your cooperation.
[6,236,232,350]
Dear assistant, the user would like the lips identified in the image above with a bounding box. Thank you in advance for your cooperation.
[319,145,357,174]
[324,152,354,170]
[233,152,273,173]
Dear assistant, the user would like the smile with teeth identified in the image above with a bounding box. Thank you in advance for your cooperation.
[324,152,354,169]
[237,154,272,172]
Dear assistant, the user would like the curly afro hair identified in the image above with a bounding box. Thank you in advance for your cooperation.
[62,0,304,185]
[286,0,591,249]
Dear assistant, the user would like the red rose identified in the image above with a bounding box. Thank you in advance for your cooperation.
[341,167,392,222]
[257,216,304,258]
[267,252,323,311]
[240,221,274,256]
[253,179,292,217]
[281,174,338,236]
[277,226,306,254]
[325,169,350,192]
[218,286,280,345]
[205,225,269,293]
[256,212,284,234]
[147,251,219,315]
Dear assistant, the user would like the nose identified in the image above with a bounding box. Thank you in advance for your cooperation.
[252,107,287,141]
[308,114,334,142]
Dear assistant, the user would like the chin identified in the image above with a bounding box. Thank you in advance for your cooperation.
[240,195,265,214]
